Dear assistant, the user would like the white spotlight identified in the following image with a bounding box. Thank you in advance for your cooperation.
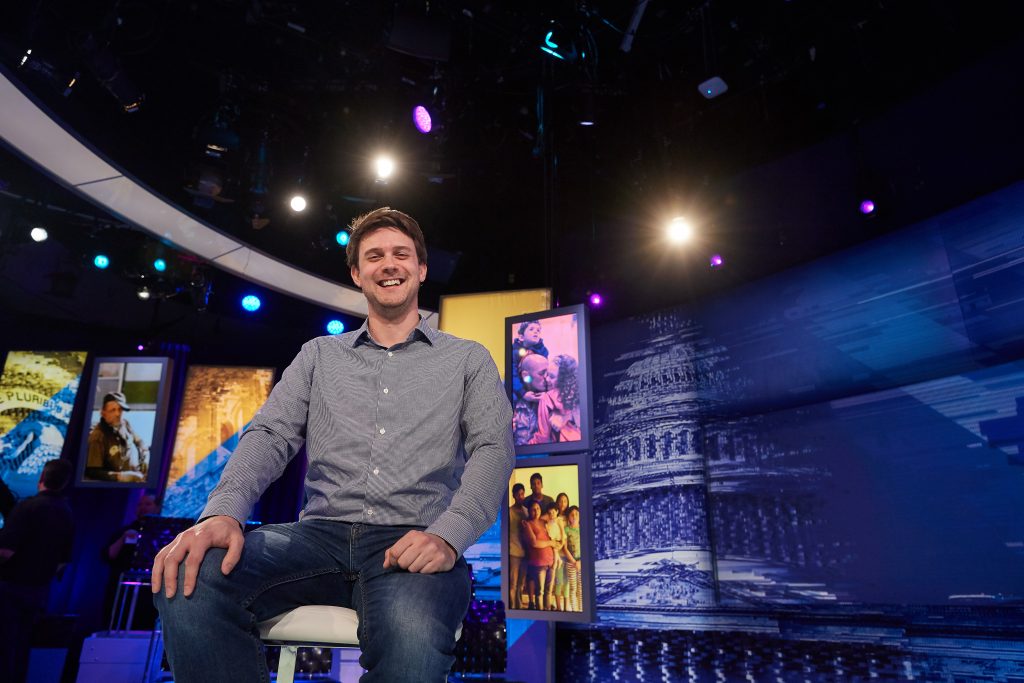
[137,286,151,300]
[290,195,307,212]
[375,156,395,181]
[30,227,48,242]
[667,217,693,243]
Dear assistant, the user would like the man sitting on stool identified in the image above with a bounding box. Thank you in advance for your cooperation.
[152,208,515,683]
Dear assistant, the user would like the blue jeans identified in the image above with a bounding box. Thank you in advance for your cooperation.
[154,520,471,683]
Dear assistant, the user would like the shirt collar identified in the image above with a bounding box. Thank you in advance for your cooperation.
[352,316,437,348]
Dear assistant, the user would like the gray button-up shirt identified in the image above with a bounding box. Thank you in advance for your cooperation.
[200,318,515,556]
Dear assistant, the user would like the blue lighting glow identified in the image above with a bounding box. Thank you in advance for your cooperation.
[241,295,261,312]
[336,230,350,246]
[153,258,167,272]
[93,254,110,269]
[326,320,345,335]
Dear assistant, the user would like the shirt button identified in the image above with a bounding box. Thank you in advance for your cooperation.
[366,508,374,516]
[373,468,380,475]
[379,427,386,435]
[383,387,389,394]
[387,351,394,357]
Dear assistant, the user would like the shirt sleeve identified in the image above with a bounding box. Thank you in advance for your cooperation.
[199,339,318,525]
[425,343,515,557]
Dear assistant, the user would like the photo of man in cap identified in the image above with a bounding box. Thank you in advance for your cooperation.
[85,391,150,482]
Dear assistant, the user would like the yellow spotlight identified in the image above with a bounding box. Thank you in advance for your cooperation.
[290,195,307,212]
[375,156,395,180]
[667,217,693,244]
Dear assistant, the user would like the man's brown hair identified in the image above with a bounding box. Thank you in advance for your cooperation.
[346,207,428,270]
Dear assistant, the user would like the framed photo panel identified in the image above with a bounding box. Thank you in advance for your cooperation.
[501,453,595,623]
[77,357,173,487]
[505,305,592,455]
[161,365,276,520]
[0,350,88,504]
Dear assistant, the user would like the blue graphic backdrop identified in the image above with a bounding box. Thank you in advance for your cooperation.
[586,183,1024,618]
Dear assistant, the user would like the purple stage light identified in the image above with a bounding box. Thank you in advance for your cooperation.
[413,105,432,134]
[859,199,876,215]
[589,292,603,306]
[137,344,144,351]
[710,254,724,268]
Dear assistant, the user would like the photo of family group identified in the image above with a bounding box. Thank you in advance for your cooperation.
[506,306,591,455]
[504,460,592,621]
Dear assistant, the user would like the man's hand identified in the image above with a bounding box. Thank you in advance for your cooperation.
[151,515,244,599]
[383,530,456,574]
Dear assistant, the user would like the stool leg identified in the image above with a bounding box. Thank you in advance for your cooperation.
[277,645,297,683]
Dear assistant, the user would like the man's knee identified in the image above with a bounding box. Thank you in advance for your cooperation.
[153,547,231,615]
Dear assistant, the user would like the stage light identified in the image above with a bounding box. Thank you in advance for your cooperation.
[413,105,432,134]
[859,199,876,215]
[326,320,345,335]
[579,120,595,127]
[93,254,110,269]
[698,76,729,99]
[375,156,395,181]
[137,286,151,300]
[335,230,350,246]
[153,258,167,272]
[540,24,577,62]
[667,217,693,243]
[241,294,261,312]
[30,227,48,242]
[136,344,144,351]
[290,195,307,212]
[19,48,31,68]
[710,254,724,268]
[588,292,603,307]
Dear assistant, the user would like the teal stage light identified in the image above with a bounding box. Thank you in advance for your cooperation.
[326,320,345,335]
[241,295,261,312]
[93,254,110,269]
[153,258,167,272]
[336,230,350,246]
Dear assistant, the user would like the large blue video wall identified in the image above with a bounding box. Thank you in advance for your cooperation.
[588,181,1024,618]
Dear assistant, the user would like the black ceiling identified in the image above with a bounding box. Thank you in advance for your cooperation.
[3,0,1024,327]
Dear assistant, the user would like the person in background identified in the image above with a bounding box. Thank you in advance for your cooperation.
[103,491,161,629]
[0,459,75,683]
[85,391,149,482]
[523,472,555,511]
[544,503,566,610]
[530,355,582,444]
[507,483,528,609]
[564,505,583,612]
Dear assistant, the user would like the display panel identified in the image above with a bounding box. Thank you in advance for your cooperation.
[161,365,275,520]
[0,350,88,509]
[502,454,594,623]
[505,305,592,455]
[76,357,173,487]
[439,288,551,380]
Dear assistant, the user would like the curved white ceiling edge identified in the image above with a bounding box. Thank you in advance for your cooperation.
[0,71,438,325]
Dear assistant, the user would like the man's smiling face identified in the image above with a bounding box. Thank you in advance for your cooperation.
[350,226,427,318]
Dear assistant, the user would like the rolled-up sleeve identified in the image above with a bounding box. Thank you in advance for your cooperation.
[426,344,515,557]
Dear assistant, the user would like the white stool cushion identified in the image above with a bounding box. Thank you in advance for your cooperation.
[258,605,360,646]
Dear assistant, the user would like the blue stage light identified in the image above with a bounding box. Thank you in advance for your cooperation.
[326,320,345,335]
[540,25,577,61]
[153,258,167,272]
[93,254,110,269]
[336,230,350,246]
[241,295,261,312]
